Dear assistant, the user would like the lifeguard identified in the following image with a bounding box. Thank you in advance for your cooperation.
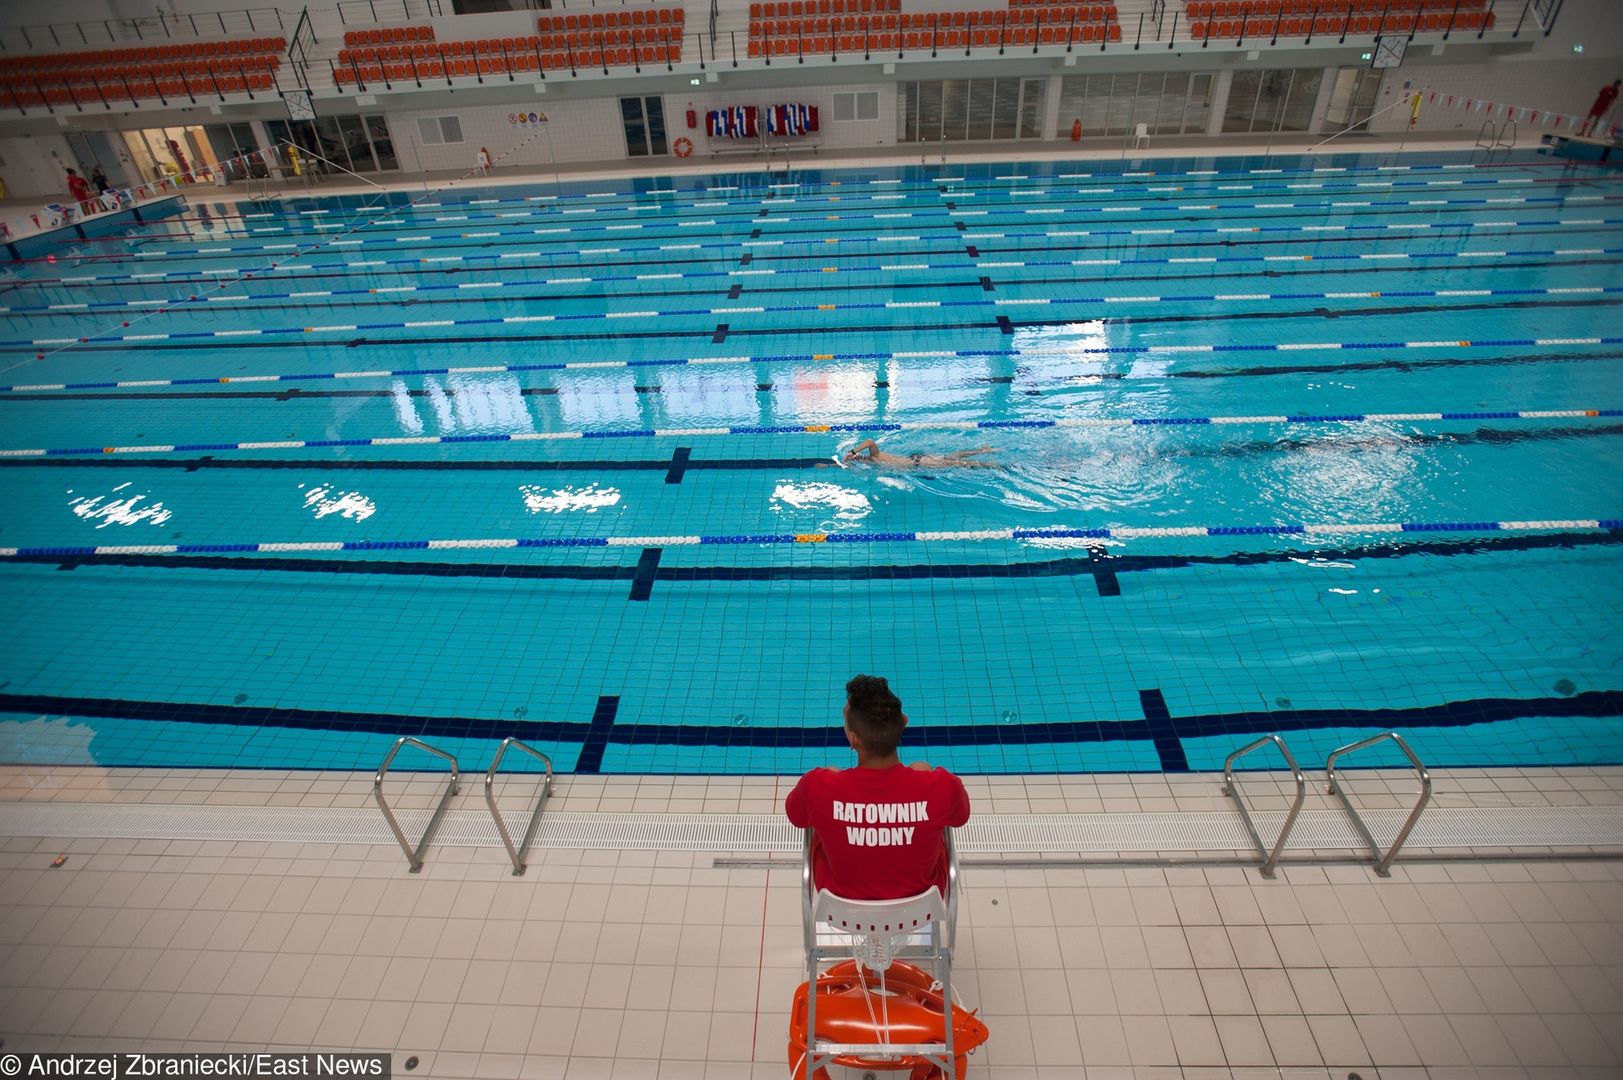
[786,675,970,901]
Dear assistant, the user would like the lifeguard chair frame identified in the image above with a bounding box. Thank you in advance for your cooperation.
[797,827,961,1077]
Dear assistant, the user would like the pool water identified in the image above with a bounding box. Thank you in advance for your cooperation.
[0,149,1619,775]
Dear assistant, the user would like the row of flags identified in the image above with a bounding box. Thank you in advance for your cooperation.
[1415,89,1599,132]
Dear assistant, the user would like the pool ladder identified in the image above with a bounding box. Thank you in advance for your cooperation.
[1222,730,1432,878]
[373,730,1427,877]
[1473,118,1518,161]
[373,736,554,873]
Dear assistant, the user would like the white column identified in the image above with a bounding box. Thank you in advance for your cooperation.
[1042,74,1063,140]
[1207,69,1233,136]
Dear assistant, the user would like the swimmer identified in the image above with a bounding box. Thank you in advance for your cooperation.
[842,438,998,469]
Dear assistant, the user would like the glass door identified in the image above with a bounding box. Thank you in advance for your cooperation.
[619,97,669,157]
[1323,68,1383,133]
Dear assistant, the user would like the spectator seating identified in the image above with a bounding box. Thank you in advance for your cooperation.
[747,3,1119,57]
[342,25,435,47]
[1184,0,1494,40]
[333,8,685,83]
[0,37,283,105]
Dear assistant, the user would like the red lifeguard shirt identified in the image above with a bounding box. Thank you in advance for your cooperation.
[786,763,971,901]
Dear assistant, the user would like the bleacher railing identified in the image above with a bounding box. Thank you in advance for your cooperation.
[334,0,446,25]
[0,7,287,52]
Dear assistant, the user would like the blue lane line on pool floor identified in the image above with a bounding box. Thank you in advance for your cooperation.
[12,528,1619,602]
[8,408,1616,460]
[0,688,1617,773]
[1139,690,1189,772]
[573,695,622,774]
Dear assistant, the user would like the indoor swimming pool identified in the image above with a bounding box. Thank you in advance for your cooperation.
[0,149,1618,775]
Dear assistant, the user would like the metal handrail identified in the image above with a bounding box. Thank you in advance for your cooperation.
[1325,731,1432,876]
[373,737,460,872]
[484,737,555,876]
[0,8,285,52]
[1221,734,1306,878]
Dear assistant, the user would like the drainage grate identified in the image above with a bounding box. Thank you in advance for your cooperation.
[1,803,1620,854]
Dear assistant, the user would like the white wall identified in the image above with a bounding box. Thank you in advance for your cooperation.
[389,98,630,172]
[1363,0,1623,133]
[675,81,897,154]
[383,80,898,171]
[0,134,81,199]
[1368,56,1623,134]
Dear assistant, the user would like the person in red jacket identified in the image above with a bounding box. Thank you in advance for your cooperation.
[787,675,970,902]
[65,168,94,215]
[1580,79,1620,137]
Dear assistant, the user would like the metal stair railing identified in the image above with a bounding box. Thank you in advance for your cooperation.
[373,737,460,872]
[1221,734,1306,878]
[1325,731,1433,876]
[484,737,555,876]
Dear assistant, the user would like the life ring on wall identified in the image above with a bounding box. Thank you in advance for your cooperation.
[672,136,694,158]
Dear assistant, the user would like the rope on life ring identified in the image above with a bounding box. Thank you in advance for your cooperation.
[673,136,694,158]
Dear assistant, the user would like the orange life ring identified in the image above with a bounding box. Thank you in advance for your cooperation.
[788,959,990,1080]
[673,136,694,158]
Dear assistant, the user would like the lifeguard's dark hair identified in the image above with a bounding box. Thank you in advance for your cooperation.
[845,674,906,755]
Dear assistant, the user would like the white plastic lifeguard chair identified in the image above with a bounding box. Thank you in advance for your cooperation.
[796,828,963,1078]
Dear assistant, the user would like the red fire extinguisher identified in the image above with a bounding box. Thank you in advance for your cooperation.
[1071,118,1082,142]
[686,109,697,130]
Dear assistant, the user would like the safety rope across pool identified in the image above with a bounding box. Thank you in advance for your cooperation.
[17,242,1622,291]
[4,518,1618,559]
[9,281,1619,321]
[5,338,1621,393]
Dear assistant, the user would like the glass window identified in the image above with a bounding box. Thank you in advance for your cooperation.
[832,91,878,122]
[1186,73,1214,134]
[336,116,375,173]
[1018,77,1045,139]
[917,81,944,142]
[645,97,668,155]
[1224,68,1322,133]
[366,116,398,170]
[620,97,649,157]
[967,79,995,141]
[1280,69,1322,131]
[416,116,463,145]
[900,80,1045,142]
[941,79,969,140]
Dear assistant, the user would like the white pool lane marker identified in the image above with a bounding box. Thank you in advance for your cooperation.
[5,338,1622,394]
[3,518,1618,560]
